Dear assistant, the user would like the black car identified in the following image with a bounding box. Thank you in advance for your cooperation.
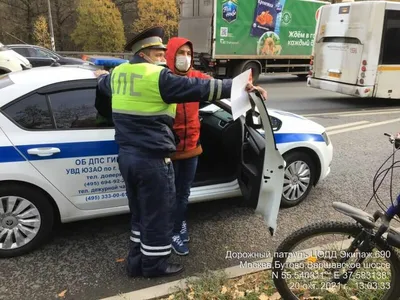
[6,44,93,68]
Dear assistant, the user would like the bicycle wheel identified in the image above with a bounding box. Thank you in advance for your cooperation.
[272,221,400,300]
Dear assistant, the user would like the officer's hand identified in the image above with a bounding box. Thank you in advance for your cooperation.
[94,69,109,78]
[245,83,268,101]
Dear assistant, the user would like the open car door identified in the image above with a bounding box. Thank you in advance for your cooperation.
[215,92,285,236]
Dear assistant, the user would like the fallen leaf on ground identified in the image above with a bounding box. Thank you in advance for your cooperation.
[168,295,175,300]
[187,291,195,300]
[259,293,269,300]
[58,290,67,298]
[115,258,125,262]
[306,256,318,263]
[350,297,359,300]
[233,290,245,299]
[269,292,281,300]
[221,286,228,294]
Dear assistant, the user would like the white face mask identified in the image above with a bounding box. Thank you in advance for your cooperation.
[175,55,191,72]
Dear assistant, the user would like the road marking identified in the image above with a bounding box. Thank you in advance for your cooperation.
[325,121,370,131]
[339,110,400,117]
[303,108,400,117]
[327,117,400,135]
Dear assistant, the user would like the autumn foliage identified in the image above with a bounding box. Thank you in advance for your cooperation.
[71,0,126,52]
[33,15,52,49]
[132,0,179,41]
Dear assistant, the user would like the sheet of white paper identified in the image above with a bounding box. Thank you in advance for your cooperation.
[230,69,252,120]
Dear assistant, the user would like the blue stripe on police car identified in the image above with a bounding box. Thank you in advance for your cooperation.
[0,133,324,163]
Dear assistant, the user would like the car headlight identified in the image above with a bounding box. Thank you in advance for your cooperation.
[322,131,330,145]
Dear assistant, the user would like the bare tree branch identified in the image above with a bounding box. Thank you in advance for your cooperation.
[0,0,27,11]
[60,11,74,24]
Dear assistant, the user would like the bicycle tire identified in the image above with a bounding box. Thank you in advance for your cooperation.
[272,221,400,300]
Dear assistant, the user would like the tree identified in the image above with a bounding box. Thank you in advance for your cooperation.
[0,0,48,44]
[52,0,77,50]
[33,15,51,49]
[132,0,179,41]
[71,0,126,52]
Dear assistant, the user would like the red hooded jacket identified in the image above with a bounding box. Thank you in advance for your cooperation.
[166,37,211,160]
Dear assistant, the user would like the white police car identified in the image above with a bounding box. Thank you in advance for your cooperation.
[0,65,332,258]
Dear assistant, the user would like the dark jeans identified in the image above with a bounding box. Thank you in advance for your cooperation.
[172,156,198,234]
[118,151,176,277]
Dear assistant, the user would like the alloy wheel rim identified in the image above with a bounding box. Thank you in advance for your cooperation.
[282,160,311,201]
[0,196,41,250]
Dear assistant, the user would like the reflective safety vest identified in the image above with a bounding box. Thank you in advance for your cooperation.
[111,63,177,118]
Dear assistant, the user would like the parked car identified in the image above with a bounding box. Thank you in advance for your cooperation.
[6,44,93,67]
[0,42,31,74]
[0,65,332,258]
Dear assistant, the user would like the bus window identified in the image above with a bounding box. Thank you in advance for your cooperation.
[381,10,400,65]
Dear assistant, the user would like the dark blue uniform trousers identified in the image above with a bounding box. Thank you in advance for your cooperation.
[118,150,176,277]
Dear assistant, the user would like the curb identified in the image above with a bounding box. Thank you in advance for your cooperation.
[100,257,273,300]
[100,226,400,300]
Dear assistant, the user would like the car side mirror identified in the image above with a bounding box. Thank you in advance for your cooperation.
[270,116,282,131]
[245,109,263,129]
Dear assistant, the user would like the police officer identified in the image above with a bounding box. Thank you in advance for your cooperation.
[96,26,267,278]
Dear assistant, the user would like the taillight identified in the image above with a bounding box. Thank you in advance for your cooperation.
[359,60,367,85]
[309,55,314,76]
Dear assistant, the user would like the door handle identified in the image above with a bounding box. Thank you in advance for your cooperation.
[27,147,61,157]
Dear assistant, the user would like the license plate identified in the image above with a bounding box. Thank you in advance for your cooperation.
[328,72,341,78]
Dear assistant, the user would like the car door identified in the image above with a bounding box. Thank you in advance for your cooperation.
[0,79,125,211]
[26,47,56,67]
[218,92,285,235]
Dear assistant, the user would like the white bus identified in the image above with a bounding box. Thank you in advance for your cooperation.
[307,1,400,99]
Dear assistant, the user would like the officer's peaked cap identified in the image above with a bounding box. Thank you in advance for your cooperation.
[124,26,167,53]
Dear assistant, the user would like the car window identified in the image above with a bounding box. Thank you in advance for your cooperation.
[2,94,54,129]
[32,48,53,58]
[11,47,30,57]
[47,89,99,129]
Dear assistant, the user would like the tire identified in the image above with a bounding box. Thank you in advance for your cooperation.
[272,221,400,300]
[296,74,308,79]
[0,184,54,258]
[280,151,315,208]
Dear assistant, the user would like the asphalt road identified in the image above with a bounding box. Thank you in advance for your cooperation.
[3,76,400,300]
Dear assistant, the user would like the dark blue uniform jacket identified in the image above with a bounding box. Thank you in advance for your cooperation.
[96,55,232,158]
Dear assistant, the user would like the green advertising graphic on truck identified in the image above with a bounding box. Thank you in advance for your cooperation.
[178,0,329,82]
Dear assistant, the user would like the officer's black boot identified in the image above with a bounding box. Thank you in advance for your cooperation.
[126,241,142,277]
[142,259,184,278]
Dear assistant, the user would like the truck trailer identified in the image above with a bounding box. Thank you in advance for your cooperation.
[178,0,329,82]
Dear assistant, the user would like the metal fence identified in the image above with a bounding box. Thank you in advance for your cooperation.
[58,51,132,59]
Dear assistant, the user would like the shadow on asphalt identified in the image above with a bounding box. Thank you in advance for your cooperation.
[257,75,306,85]
[53,197,244,237]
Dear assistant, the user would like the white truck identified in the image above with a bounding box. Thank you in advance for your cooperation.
[178,0,328,82]
[307,1,400,99]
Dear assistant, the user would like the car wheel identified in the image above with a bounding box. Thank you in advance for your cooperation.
[0,184,54,258]
[280,152,316,208]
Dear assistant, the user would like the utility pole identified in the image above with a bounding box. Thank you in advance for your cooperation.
[47,0,56,51]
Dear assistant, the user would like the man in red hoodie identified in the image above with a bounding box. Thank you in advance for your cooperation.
[165,37,211,255]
